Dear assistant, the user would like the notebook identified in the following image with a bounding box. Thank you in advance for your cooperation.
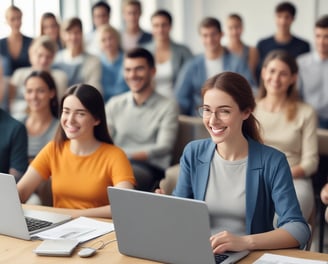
[0,173,71,240]
[108,187,250,264]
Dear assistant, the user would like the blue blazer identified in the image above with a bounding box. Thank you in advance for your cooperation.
[173,138,310,249]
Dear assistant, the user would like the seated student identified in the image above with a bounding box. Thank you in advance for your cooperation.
[17,84,135,218]
[121,0,152,52]
[143,9,193,98]
[225,13,258,87]
[85,1,111,56]
[254,50,318,222]
[40,12,63,50]
[98,24,129,103]
[105,48,178,192]
[0,108,28,182]
[10,35,67,120]
[174,17,254,116]
[256,2,310,81]
[320,183,328,222]
[23,71,59,205]
[0,5,33,77]
[171,72,310,252]
[53,17,102,93]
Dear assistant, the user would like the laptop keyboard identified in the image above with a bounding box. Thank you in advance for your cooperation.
[214,253,229,263]
[25,216,52,232]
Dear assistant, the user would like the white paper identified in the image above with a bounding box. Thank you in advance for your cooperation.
[31,216,114,243]
[254,253,328,264]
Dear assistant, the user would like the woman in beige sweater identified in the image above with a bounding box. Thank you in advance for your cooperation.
[254,50,318,221]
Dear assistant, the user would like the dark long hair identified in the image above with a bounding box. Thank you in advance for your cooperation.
[24,70,59,118]
[54,84,114,147]
[201,72,262,143]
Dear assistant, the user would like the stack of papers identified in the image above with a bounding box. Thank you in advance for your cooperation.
[254,253,328,264]
[31,217,114,243]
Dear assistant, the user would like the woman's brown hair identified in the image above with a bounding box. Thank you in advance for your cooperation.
[201,71,262,143]
[54,84,114,148]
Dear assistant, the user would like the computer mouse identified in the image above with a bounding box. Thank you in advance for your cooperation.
[78,247,97,258]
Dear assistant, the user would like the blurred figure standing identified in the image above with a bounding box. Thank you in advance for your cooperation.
[121,0,152,52]
[0,6,33,76]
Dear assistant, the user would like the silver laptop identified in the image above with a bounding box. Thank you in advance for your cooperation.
[0,173,71,240]
[108,187,249,264]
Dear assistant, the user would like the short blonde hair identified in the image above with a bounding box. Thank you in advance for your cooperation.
[5,5,22,19]
[29,35,58,56]
[97,24,121,48]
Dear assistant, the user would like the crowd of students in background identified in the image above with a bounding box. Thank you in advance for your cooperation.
[0,0,328,253]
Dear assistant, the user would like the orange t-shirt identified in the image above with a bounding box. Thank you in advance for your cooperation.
[31,141,135,209]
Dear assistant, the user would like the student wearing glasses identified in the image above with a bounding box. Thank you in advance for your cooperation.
[172,72,310,253]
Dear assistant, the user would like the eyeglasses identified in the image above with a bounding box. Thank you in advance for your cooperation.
[198,106,231,120]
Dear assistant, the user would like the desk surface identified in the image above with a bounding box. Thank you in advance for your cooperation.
[1,205,327,264]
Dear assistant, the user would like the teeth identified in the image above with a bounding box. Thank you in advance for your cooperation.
[211,127,225,133]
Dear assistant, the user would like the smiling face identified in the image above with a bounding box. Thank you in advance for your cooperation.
[202,88,250,145]
[30,46,54,70]
[60,95,100,141]
[261,58,296,97]
[6,9,22,33]
[24,76,55,113]
[226,17,242,42]
[151,15,171,41]
[123,4,141,30]
[93,6,110,28]
[42,17,60,41]
[315,27,328,59]
[63,26,83,51]
[275,11,294,34]
[123,57,155,94]
[100,30,119,53]
[199,26,223,54]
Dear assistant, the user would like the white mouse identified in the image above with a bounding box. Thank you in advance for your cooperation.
[78,247,97,258]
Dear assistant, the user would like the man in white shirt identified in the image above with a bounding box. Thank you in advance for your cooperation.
[85,1,111,55]
[297,15,328,129]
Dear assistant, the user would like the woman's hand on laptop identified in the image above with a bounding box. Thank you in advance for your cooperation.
[210,231,250,254]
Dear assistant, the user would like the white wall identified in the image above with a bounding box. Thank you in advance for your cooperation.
[2,0,326,53]
[159,0,322,54]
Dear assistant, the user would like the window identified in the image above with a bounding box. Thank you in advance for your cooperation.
[0,0,60,38]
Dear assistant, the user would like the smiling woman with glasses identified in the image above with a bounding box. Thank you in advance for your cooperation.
[198,105,231,120]
[172,71,310,254]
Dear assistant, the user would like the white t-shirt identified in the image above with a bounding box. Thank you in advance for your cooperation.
[155,60,173,98]
[205,150,247,236]
[205,57,223,79]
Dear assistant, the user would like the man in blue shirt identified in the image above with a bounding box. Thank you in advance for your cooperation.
[174,17,253,116]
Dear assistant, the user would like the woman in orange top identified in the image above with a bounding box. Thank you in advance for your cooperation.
[17,84,136,218]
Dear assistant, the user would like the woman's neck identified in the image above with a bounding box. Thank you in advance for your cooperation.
[26,111,53,136]
[217,135,248,161]
[155,38,170,49]
[9,30,21,38]
[227,39,243,54]
[69,138,101,156]
[259,95,287,112]
[68,47,82,57]
[104,49,119,62]
[28,110,53,122]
